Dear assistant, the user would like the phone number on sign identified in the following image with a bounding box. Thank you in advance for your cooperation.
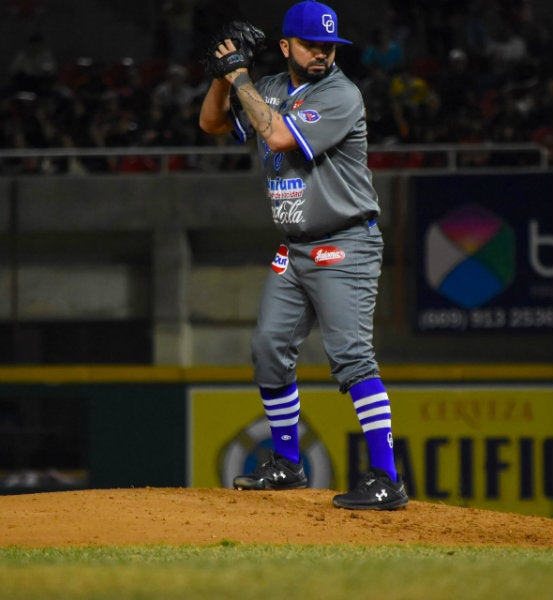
[418,307,553,330]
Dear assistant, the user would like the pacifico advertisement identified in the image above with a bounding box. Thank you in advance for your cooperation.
[188,385,553,517]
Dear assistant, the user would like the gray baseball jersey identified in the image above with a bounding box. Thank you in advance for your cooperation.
[231,64,384,391]
[231,65,380,238]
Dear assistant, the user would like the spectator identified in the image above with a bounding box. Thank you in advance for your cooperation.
[485,22,530,86]
[113,62,151,121]
[169,96,203,146]
[358,65,398,143]
[389,64,436,141]
[72,59,110,115]
[532,125,553,165]
[435,48,481,119]
[361,27,404,74]
[1,1,553,173]
[140,93,175,147]
[9,32,57,94]
[530,75,553,126]
[463,0,492,58]
[490,91,527,135]
[0,91,72,174]
[152,64,199,113]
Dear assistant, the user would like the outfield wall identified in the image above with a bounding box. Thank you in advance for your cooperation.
[0,364,551,517]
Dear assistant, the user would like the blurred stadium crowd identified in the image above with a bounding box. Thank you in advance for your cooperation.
[1,0,553,174]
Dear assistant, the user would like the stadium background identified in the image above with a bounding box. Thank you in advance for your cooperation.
[0,0,552,518]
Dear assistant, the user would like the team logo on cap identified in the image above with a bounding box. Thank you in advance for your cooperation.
[299,109,321,123]
[322,14,335,33]
[271,244,289,274]
[311,246,346,266]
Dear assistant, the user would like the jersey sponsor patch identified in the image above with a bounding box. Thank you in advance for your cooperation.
[272,244,289,274]
[264,95,280,107]
[267,176,305,200]
[298,109,321,123]
[311,245,346,266]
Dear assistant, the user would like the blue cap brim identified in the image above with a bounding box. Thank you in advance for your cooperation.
[293,34,352,45]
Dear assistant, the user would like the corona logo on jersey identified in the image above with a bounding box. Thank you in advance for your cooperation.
[424,204,515,308]
[311,245,346,266]
[271,244,289,274]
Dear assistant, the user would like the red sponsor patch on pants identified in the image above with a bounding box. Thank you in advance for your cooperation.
[311,246,346,266]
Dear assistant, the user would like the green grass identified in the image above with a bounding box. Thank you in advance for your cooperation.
[0,544,552,599]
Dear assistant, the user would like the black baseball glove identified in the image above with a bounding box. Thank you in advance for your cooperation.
[203,21,266,79]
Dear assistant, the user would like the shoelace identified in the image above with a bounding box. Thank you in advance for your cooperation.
[252,454,279,475]
[355,472,379,492]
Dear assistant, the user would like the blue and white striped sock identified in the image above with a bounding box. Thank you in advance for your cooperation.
[260,382,301,464]
[349,378,398,482]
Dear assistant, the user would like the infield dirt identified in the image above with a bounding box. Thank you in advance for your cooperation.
[1,488,552,548]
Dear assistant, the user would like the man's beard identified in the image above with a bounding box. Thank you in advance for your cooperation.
[288,52,331,84]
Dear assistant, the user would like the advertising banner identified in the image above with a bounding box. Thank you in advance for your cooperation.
[188,385,553,516]
[413,173,553,333]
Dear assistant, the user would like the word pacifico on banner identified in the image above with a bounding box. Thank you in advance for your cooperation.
[188,385,553,518]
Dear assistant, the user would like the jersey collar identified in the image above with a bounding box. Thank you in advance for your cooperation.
[287,63,337,96]
[288,80,310,96]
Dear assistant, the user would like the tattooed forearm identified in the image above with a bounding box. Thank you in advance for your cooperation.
[230,72,278,138]
[257,108,273,134]
[231,72,250,89]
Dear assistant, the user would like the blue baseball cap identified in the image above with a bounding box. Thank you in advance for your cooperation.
[282,0,352,45]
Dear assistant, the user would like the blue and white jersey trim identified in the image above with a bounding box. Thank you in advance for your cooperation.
[230,104,248,144]
[289,82,310,96]
[284,114,315,161]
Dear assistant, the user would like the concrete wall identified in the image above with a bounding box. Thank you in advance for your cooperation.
[0,171,551,366]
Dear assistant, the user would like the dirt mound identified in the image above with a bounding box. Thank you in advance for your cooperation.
[1,488,552,548]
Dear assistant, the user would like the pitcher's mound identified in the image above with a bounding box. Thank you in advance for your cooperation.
[1,488,552,548]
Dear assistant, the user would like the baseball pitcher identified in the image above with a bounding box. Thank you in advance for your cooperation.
[199,0,408,510]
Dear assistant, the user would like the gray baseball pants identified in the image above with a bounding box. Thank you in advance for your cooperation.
[252,221,383,393]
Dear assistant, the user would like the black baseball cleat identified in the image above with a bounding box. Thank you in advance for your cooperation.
[233,452,308,490]
[332,468,408,510]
